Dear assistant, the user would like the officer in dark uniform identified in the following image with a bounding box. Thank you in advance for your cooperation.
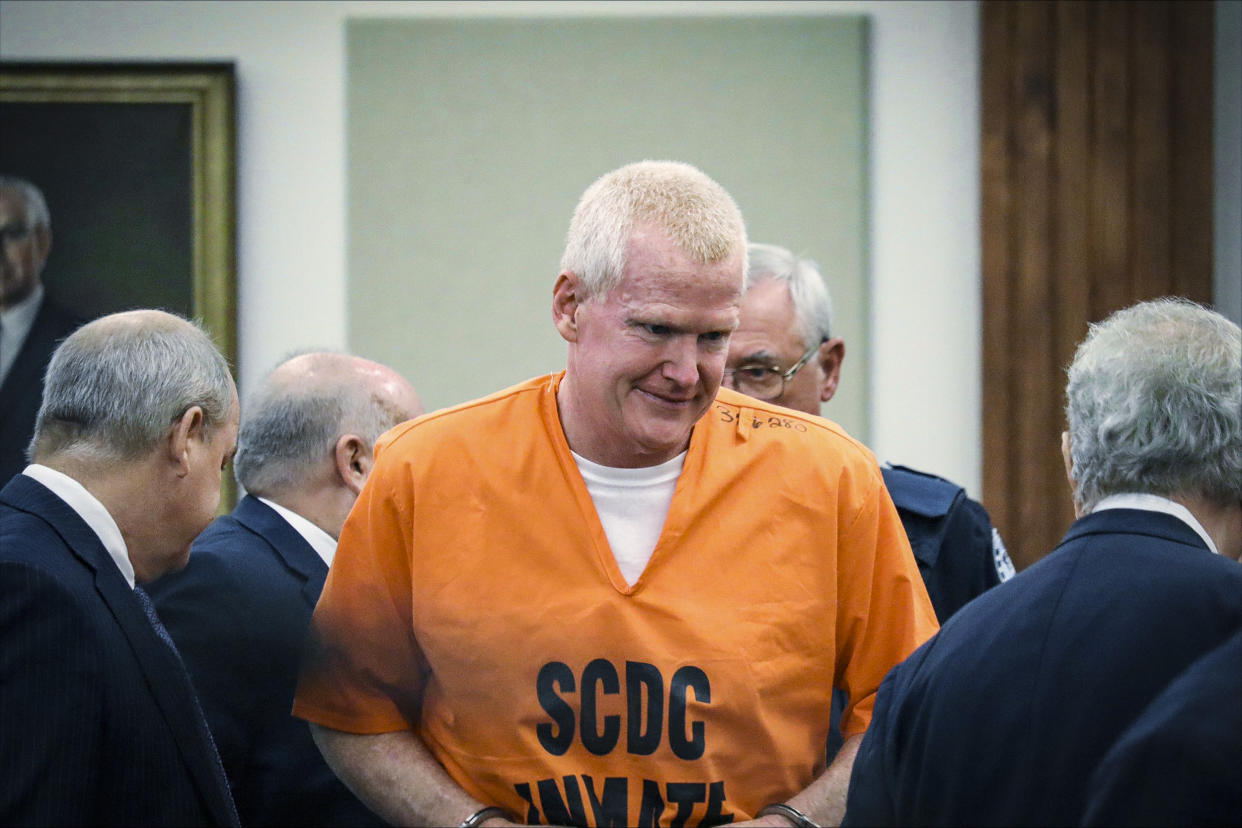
[881,463,1014,621]
[723,243,1015,760]
[723,242,1015,620]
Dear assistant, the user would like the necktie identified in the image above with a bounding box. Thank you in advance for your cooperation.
[134,586,241,827]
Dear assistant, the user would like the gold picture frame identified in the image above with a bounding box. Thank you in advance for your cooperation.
[1,61,238,506]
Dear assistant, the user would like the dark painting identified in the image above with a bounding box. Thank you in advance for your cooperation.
[0,61,237,506]
[0,100,194,319]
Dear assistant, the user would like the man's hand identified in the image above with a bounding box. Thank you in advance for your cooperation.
[311,725,500,827]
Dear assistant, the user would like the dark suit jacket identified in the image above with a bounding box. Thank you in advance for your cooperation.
[843,508,1242,827]
[148,495,385,827]
[0,297,84,486]
[1083,627,1242,827]
[0,474,239,827]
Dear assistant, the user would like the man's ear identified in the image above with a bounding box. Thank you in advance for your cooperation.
[167,405,205,476]
[818,338,847,403]
[334,434,371,495]
[552,271,584,343]
[1061,431,1083,517]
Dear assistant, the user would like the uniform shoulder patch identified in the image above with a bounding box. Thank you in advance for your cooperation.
[992,528,1016,582]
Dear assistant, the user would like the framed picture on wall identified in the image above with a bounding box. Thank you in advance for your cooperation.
[0,61,238,505]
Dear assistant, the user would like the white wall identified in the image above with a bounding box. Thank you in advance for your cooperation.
[0,0,986,495]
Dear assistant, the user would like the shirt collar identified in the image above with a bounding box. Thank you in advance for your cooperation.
[0,283,43,384]
[23,462,136,587]
[1091,492,1220,555]
[256,496,337,567]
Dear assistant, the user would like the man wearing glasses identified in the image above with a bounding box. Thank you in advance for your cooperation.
[725,242,1014,628]
[726,242,1015,765]
[0,176,85,488]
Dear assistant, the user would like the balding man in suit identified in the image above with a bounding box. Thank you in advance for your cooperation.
[150,351,423,827]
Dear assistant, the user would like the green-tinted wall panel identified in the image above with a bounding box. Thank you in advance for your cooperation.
[347,15,870,441]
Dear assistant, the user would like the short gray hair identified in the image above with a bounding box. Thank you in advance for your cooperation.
[233,352,413,496]
[746,242,835,346]
[0,175,51,228]
[31,310,235,461]
[559,160,748,299]
[1066,298,1242,512]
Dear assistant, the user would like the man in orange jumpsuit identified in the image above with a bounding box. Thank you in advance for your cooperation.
[294,160,937,828]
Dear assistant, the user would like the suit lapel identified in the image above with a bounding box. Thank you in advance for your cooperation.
[1,475,238,826]
[231,495,329,606]
[0,300,79,416]
[96,572,239,825]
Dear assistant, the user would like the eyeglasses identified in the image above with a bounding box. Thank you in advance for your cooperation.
[722,341,821,401]
[0,222,34,246]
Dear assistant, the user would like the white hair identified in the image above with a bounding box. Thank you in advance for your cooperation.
[233,351,414,496]
[1066,298,1242,512]
[31,311,234,461]
[745,242,835,346]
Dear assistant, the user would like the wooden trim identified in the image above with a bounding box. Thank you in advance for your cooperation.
[980,0,1214,569]
[981,0,1016,545]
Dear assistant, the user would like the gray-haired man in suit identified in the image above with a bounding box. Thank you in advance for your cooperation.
[844,298,1242,826]
[0,309,240,826]
[150,351,423,826]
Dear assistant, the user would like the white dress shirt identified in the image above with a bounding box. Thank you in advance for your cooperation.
[22,462,135,587]
[1092,492,1220,555]
[257,496,337,567]
[0,283,43,386]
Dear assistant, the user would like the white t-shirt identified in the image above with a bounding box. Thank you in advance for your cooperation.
[571,450,685,585]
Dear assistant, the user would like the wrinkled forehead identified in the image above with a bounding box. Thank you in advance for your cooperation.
[737,279,798,333]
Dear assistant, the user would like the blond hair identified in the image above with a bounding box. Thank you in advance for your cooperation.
[560,160,747,298]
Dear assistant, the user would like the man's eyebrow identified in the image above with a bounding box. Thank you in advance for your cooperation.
[734,349,781,364]
[626,316,680,331]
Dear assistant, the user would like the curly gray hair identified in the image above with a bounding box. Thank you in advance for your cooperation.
[1065,298,1242,512]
